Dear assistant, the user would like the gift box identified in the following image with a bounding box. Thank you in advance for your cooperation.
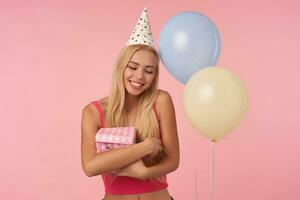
[95,127,136,153]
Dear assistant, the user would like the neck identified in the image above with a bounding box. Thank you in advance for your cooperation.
[125,93,140,112]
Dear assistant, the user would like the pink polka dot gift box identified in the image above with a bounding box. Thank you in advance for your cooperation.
[95,127,136,153]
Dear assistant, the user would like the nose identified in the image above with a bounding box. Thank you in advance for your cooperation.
[134,68,145,80]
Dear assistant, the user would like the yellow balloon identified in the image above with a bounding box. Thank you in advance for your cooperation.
[183,67,248,141]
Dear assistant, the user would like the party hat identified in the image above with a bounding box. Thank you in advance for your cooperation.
[126,7,154,46]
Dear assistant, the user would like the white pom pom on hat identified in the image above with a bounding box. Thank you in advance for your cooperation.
[126,7,154,47]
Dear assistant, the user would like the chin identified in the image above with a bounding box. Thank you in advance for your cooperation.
[125,87,151,97]
[125,89,144,96]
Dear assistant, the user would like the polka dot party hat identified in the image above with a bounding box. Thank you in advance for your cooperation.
[126,7,154,46]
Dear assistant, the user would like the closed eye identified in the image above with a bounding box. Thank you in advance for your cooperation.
[145,70,154,74]
[128,66,137,70]
[127,64,155,74]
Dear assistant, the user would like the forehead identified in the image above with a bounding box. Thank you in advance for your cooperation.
[129,49,158,66]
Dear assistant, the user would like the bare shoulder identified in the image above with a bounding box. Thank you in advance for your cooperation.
[156,89,175,118]
[81,103,99,127]
[98,96,109,108]
[156,89,173,107]
[81,96,108,128]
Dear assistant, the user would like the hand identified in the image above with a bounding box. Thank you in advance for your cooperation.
[144,137,162,157]
[115,159,148,179]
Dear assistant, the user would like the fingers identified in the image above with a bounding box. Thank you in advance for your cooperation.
[144,137,163,156]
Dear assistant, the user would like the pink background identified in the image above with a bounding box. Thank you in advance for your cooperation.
[1,0,299,199]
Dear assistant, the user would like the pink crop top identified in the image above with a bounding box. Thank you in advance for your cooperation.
[91,101,168,195]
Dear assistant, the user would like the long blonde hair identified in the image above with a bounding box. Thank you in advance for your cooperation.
[106,45,159,141]
[105,44,167,167]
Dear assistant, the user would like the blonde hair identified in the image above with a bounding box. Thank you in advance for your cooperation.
[106,44,167,168]
[107,45,158,138]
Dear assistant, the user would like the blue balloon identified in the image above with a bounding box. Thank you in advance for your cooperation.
[158,12,221,84]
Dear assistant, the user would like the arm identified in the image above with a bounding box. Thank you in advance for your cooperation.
[143,90,180,178]
[116,90,180,179]
[81,104,158,177]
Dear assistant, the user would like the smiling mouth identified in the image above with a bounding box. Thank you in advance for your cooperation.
[129,80,145,88]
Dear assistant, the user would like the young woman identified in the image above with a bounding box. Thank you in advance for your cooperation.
[81,8,179,200]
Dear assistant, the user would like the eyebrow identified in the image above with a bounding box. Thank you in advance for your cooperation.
[128,61,157,69]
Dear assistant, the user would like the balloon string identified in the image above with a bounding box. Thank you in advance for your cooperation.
[195,168,198,200]
[209,140,215,200]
